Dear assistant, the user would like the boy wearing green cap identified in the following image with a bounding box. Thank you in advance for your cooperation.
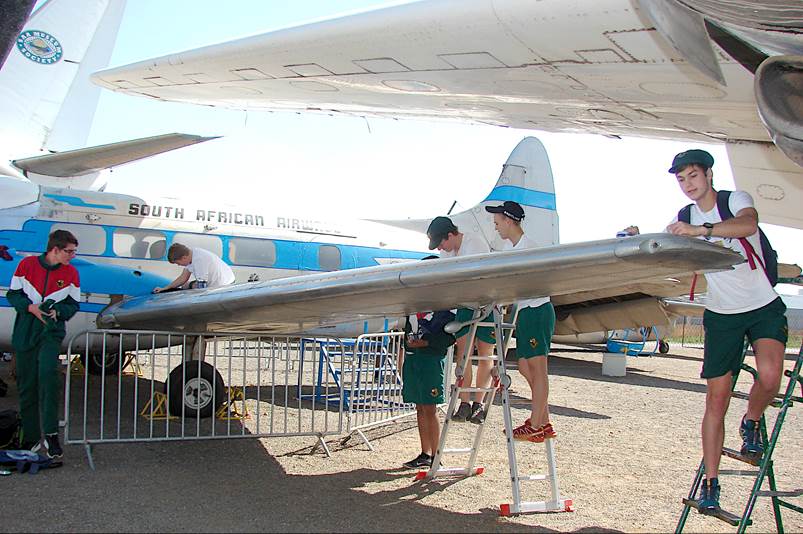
[622,149,787,513]
[426,216,495,424]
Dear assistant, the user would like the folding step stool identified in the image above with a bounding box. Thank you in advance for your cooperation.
[676,343,803,533]
[416,304,573,516]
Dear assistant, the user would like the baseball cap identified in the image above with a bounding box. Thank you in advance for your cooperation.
[426,216,457,250]
[668,149,714,174]
[484,201,525,222]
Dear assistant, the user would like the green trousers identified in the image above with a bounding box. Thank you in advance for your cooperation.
[15,339,61,442]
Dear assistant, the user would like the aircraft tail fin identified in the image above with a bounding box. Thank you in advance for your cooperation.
[373,136,559,250]
[0,0,126,157]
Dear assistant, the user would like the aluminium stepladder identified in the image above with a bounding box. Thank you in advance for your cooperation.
[416,304,573,516]
[675,342,803,533]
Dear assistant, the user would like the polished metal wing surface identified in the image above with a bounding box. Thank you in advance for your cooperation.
[97,234,743,334]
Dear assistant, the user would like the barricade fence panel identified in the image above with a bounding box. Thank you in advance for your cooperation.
[65,330,347,447]
[346,332,416,434]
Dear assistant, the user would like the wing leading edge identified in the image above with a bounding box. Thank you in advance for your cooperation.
[97,234,743,334]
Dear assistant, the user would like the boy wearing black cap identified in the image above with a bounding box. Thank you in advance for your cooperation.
[426,216,495,424]
[622,149,787,513]
[485,201,557,443]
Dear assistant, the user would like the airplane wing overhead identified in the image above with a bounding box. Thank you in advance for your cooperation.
[93,0,790,145]
[98,234,742,334]
[91,0,803,227]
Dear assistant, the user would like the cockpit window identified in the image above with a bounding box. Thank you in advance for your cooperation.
[113,229,166,259]
[50,223,105,255]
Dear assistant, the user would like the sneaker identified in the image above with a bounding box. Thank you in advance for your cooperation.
[44,433,63,460]
[740,417,763,458]
[510,421,539,441]
[468,402,486,424]
[403,453,432,469]
[697,478,721,513]
[540,422,557,440]
[452,402,472,422]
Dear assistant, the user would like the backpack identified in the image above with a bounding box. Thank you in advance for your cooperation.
[678,190,778,286]
[0,409,20,449]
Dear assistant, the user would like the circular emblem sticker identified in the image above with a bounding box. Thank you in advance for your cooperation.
[16,30,62,64]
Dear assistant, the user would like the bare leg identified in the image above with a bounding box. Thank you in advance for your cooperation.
[702,373,733,480]
[455,335,473,403]
[473,340,494,404]
[416,406,427,454]
[746,338,785,420]
[519,357,550,426]
[419,404,440,456]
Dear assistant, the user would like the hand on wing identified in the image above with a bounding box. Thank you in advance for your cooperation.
[667,221,705,237]
[153,287,164,294]
[619,225,640,236]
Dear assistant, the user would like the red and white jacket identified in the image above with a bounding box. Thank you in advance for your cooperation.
[10,255,80,305]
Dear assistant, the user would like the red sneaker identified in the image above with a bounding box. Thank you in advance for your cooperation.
[510,421,539,441]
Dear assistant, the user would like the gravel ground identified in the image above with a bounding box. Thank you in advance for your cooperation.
[1,344,801,533]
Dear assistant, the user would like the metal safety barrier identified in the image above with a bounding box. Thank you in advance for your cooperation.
[64,330,347,468]
[342,332,414,449]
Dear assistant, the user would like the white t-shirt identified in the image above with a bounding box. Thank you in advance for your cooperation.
[439,231,489,258]
[667,190,777,314]
[186,247,236,288]
[503,233,550,309]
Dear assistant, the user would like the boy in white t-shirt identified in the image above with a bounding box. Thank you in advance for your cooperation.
[426,216,495,424]
[153,243,236,293]
[623,149,787,513]
[485,201,557,443]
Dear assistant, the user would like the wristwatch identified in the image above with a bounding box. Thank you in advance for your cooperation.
[702,222,714,238]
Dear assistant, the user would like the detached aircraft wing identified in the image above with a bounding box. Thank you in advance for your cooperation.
[92,0,803,228]
[98,234,742,334]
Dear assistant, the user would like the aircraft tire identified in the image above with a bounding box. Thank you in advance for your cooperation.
[165,362,225,418]
[83,350,121,376]
[658,340,670,354]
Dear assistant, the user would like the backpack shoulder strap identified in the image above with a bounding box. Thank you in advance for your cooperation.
[677,204,693,224]
[716,190,733,220]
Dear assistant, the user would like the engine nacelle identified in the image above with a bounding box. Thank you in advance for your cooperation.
[755,55,803,168]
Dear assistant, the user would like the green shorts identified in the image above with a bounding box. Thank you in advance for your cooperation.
[515,302,555,359]
[402,355,445,405]
[702,297,788,379]
[455,308,496,344]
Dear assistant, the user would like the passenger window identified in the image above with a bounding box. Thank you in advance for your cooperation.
[113,229,166,259]
[50,223,105,255]
[228,238,276,267]
[173,233,222,257]
[318,245,341,271]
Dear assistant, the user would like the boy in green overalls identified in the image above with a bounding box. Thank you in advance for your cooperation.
[401,307,456,469]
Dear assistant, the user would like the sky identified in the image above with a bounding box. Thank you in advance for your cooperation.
[83,0,802,294]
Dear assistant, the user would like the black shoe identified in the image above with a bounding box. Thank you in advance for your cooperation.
[697,478,721,514]
[740,417,763,458]
[468,402,486,424]
[44,434,63,460]
[452,402,471,422]
[403,453,432,469]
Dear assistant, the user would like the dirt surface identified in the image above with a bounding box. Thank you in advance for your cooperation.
[1,344,801,533]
